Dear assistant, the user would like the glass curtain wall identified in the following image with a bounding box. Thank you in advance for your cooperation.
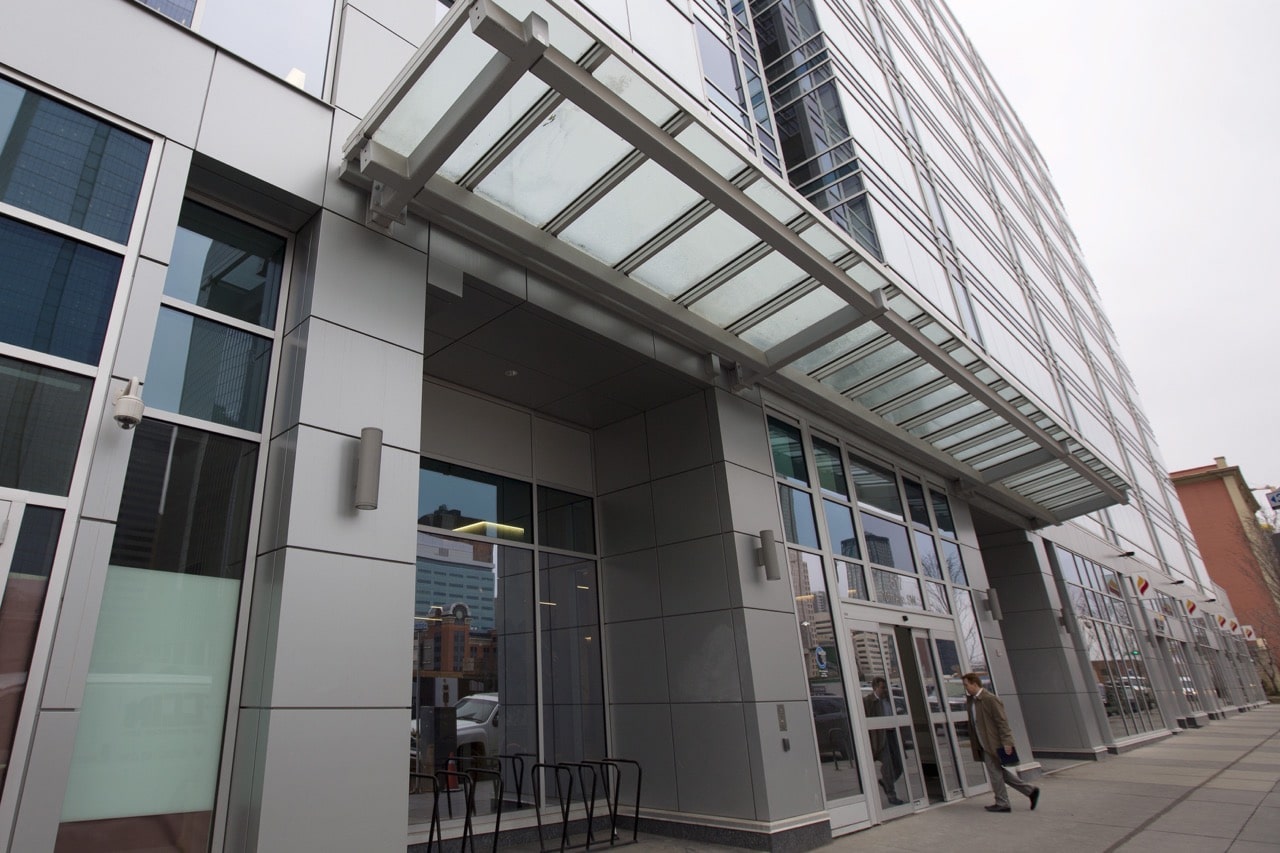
[56,203,285,851]
[1053,547,1163,741]
[0,74,151,805]
[411,460,602,829]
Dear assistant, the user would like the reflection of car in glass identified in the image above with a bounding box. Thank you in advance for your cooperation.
[455,693,501,757]
[1180,676,1198,702]
[811,697,852,760]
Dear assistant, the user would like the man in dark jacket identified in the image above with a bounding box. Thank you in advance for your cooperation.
[962,672,1040,813]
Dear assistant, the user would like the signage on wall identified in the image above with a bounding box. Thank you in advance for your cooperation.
[1134,575,1151,596]
[1244,625,1256,640]
[1184,599,1198,616]
[1267,488,1280,511]
[1216,615,1228,629]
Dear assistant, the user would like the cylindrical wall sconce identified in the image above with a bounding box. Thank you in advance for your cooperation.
[756,529,782,581]
[354,427,383,510]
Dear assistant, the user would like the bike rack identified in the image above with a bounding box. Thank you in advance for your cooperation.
[409,772,443,852]
[532,763,575,852]
[598,758,641,846]
[436,769,476,851]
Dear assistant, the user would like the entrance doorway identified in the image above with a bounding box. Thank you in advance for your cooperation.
[849,620,988,815]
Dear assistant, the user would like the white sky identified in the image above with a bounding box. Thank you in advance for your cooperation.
[943,0,1280,504]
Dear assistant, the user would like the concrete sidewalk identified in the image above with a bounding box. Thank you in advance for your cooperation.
[620,705,1280,853]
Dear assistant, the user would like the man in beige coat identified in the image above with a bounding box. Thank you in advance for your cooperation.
[962,673,1040,813]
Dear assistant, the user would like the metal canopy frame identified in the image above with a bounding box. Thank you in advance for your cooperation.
[341,0,1129,526]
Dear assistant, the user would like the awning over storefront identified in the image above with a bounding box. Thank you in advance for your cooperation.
[341,0,1128,526]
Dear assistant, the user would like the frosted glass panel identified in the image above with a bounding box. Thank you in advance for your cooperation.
[631,211,757,296]
[740,287,846,349]
[558,161,700,265]
[690,251,806,326]
[61,566,240,820]
[377,34,497,157]
[440,75,551,180]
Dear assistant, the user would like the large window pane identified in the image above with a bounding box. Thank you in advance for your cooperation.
[790,550,862,799]
[0,356,93,496]
[903,479,930,527]
[163,201,285,328]
[537,486,594,553]
[59,423,257,851]
[540,553,604,765]
[0,506,63,800]
[871,569,922,609]
[145,308,272,431]
[940,540,967,585]
[813,437,847,497]
[860,512,911,571]
[418,459,533,543]
[0,78,149,242]
[0,215,122,363]
[836,559,868,600]
[914,530,941,579]
[930,488,956,537]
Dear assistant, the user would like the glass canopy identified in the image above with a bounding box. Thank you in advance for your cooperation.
[342,0,1128,525]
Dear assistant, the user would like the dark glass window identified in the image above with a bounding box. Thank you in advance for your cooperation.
[768,418,808,485]
[696,22,747,122]
[418,459,533,543]
[145,307,272,431]
[137,0,197,26]
[110,420,258,578]
[0,78,149,243]
[0,216,122,363]
[0,505,63,800]
[915,530,941,579]
[849,454,902,518]
[538,486,595,553]
[903,479,930,527]
[836,559,868,600]
[941,539,967,585]
[0,356,93,496]
[164,201,285,328]
[540,552,604,764]
[812,437,847,497]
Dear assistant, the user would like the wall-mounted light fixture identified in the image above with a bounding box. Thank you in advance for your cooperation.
[354,427,383,510]
[982,587,1003,622]
[1115,551,1135,558]
[1169,579,1186,585]
[756,529,781,581]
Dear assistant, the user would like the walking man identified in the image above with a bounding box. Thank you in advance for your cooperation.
[962,673,1040,813]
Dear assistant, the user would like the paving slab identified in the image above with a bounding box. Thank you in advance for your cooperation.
[1149,800,1260,839]
[1185,787,1269,806]
[1113,828,1231,853]
[1237,805,1280,844]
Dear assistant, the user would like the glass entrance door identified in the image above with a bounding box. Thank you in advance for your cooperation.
[907,630,987,798]
[850,625,922,813]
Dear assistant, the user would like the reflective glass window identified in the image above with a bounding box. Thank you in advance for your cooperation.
[696,22,746,113]
[813,437,847,497]
[929,488,956,537]
[59,422,257,850]
[0,215,122,363]
[145,308,272,431]
[823,499,858,559]
[779,485,819,548]
[540,552,604,764]
[871,569,922,609]
[836,559,868,600]
[0,77,150,242]
[903,478,930,527]
[0,505,63,801]
[924,582,950,614]
[915,530,941,579]
[418,459,533,543]
[0,356,93,496]
[789,550,862,798]
[849,454,903,518]
[860,512,911,571]
[768,417,808,485]
[940,539,967,585]
[537,486,594,553]
[164,201,285,328]
[138,0,196,25]
[954,591,988,677]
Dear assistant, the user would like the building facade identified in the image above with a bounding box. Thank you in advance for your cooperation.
[1170,458,1280,695]
[0,1,1266,850]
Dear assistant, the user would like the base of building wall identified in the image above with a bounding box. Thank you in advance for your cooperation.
[1106,728,1175,755]
[1031,746,1109,761]
[1179,712,1210,728]
[407,812,833,852]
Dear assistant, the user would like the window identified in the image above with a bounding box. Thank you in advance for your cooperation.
[538,486,594,553]
[0,356,93,496]
[58,422,258,851]
[0,216,122,363]
[145,200,284,430]
[418,459,533,543]
[0,78,150,243]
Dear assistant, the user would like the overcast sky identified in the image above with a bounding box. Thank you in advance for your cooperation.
[943,0,1280,505]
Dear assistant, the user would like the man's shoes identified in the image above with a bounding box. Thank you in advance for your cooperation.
[985,804,1012,813]
[1029,787,1041,810]
[887,796,905,805]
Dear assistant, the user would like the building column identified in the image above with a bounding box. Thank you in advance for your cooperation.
[225,211,424,851]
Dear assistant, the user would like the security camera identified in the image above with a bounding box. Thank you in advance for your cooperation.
[113,377,144,429]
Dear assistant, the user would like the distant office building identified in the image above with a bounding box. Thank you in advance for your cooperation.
[0,1,1264,850]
